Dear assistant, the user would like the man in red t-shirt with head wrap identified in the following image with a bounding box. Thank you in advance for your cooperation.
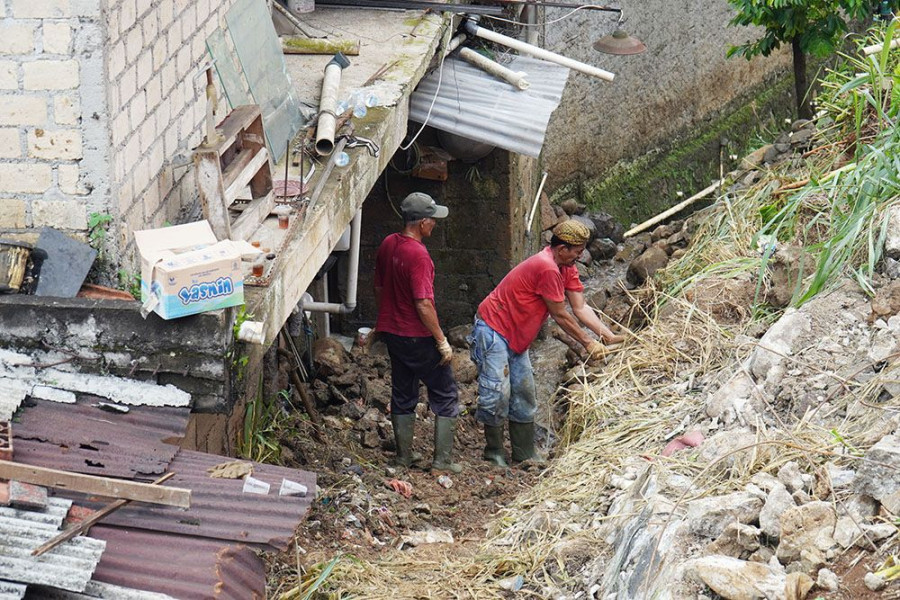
[374,192,461,473]
[470,220,624,467]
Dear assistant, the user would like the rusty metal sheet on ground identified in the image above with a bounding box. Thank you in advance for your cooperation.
[12,398,189,479]
[88,526,265,600]
[64,450,316,551]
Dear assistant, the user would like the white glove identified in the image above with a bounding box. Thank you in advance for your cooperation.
[436,337,453,365]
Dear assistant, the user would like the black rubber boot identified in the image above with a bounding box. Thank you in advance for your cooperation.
[432,416,463,473]
[509,421,546,464]
[483,424,508,467]
[390,413,423,467]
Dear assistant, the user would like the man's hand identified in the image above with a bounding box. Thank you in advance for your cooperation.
[587,340,617,361]
[436,337,453,365]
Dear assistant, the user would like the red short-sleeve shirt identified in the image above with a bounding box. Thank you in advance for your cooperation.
[374,233,435,337]
[478,246,583,353]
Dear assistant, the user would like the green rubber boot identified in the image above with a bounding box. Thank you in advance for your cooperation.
[483,424,508,467]
[390,413,423,467]
[509,421,546,464]
[432,416,463,473]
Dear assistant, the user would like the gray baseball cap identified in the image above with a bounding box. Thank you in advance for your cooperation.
[400,192,449,220]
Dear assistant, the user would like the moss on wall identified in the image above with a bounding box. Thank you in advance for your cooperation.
[552,74,796,226]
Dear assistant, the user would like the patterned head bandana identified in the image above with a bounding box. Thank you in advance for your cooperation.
[552,220,590,245]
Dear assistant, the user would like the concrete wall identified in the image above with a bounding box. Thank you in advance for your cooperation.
[0,0,232,277]
[541,0,792,190]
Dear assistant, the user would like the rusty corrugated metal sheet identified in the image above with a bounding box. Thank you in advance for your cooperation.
[0,501,105,593]
[13,398,189,479]
[87,526,265,600]
[25,581,177,599]
[64,450,316,551]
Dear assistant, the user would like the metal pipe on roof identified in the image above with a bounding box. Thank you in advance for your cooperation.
[315,53,351,156]
[463,17,614,82]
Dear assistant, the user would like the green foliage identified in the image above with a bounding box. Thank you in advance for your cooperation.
[117,269,141,300]
[238,387,287,464]
[726,0,871,60]
[87,212,113,258]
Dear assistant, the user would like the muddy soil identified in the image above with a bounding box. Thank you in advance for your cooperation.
[265,230,637,590]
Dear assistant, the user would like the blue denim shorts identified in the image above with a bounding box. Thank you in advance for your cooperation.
[468,317,536,427]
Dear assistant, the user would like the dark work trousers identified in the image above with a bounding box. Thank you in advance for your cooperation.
[382,333,459,418]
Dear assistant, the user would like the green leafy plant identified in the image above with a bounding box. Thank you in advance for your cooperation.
[117,269,141,300]
[726,0,871,119]
[238,387,287,463]
[87,212,113,259]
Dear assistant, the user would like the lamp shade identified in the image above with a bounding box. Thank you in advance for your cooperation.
[593,29,646,55]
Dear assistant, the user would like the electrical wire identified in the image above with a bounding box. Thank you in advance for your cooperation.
[399,25,453,150]
[481,4,609,27]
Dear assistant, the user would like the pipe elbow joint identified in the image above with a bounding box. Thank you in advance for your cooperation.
[327,52,351,70]
[462,17,479,36]
[340,303,357,315]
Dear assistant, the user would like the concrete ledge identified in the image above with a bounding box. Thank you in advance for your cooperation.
[0,295,232,412]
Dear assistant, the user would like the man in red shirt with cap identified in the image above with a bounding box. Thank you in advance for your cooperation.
[374,192,461,473]
[471,219,624,467]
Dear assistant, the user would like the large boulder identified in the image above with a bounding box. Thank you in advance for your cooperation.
[685,492,764,538]
[313,337,350,377]
[626,246,669,285]
[684,555,785,600]
[776,501,836,564]
[852,434,900,502]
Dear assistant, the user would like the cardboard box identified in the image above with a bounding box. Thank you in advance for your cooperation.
[134,221,251,320]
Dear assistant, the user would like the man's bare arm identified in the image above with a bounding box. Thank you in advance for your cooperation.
[567,290,624,344]
[544,297,594,349]
[414,298,446,342]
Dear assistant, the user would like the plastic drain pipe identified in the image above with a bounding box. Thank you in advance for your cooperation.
[315,53,351,156]
[445,34,529,90]
[302,209,362,315]
[463,17,614,82]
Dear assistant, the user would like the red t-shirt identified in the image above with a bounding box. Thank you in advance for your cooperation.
[478,246,584,353]
[374,233,435,337]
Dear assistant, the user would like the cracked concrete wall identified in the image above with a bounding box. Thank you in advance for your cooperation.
[541,0,792,190]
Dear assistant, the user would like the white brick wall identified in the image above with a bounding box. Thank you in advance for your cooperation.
[0,0,237,280]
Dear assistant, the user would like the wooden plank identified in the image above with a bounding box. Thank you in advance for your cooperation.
[194,152,232,241]
[231,189,276,241]
[224,148,270,204]
[32,473,176,557]
[0,460,191,508]
[213,105,261,152]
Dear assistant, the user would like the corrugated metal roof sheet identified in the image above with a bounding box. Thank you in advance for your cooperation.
[0,581,25,600]
[0,497,71,530]
[0,509,105,593]
[409,54,570,158]
[26,581,177,599]
[0,378,28,421]
[88,526,265,600]
[63,450,316,551]
[13,399,189,479]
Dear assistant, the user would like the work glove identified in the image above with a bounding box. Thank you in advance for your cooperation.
[436,337,453,366]
[586,340,621,361]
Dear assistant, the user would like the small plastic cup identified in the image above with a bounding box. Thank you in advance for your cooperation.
[251,259,265,277]
[356,326,372,347]
[278,212,289,229]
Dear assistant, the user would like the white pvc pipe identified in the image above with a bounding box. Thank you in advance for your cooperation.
[302,209,362,315]
[459,47,530,90]
[464,19,614,82]
[445,33,466,56]
[316,54,349,156]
